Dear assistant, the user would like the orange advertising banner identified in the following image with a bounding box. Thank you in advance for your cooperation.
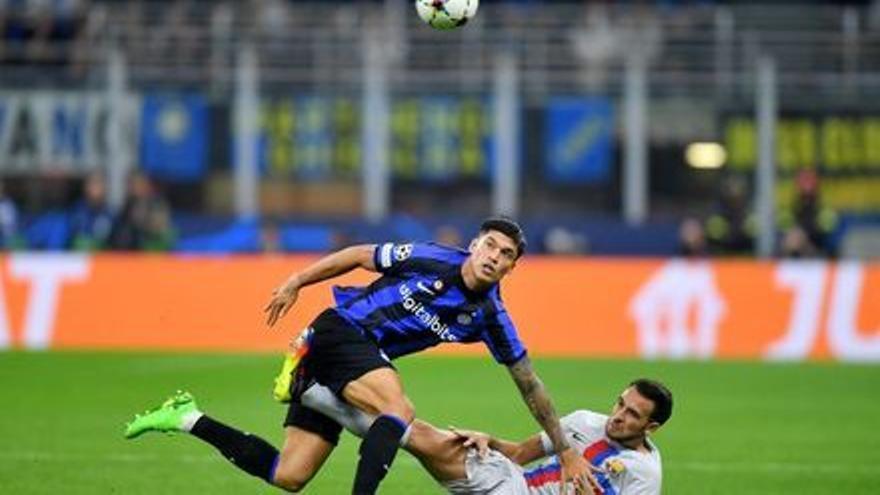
[0,254,878,361]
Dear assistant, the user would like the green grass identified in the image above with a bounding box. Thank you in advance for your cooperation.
[1,352,879,494]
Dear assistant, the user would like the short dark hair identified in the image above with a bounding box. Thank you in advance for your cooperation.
[630,378,673,425]
[479,216,527,258]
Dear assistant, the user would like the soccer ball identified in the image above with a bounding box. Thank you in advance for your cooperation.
[415,0,479,31]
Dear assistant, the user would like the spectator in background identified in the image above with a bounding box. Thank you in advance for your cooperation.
[0,181,23,250]
[570,4,618,92]
[208,1,234,94]
[779,169,838,258]
[678,217,708,257]
[68,172,114,251]
[109,172,175,251]
[254,0,293,63]
[24,1,67,68]
[70,1,106,79]
[705,176,755,255]
[2,0,84,70]
[780,226,819,259]
[147,0,197,74]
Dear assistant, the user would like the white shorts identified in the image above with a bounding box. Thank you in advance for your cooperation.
[442,448,530,495]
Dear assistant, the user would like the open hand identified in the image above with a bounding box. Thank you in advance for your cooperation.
[264,282,300,327]
[558,447,601,494]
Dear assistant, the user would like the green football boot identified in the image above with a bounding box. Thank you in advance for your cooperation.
[273,327,313,403]
[124,390,200,439]
[273,353,299,403]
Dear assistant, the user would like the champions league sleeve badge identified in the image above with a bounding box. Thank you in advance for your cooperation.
[394,244,413,261]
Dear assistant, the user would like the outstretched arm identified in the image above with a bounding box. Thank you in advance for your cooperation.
[507,355,568,455]
[507,355,592,491]
[264,244,377,326]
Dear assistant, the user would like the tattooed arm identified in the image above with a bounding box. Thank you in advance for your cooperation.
[507,355,569,454]
[507,355,592,492]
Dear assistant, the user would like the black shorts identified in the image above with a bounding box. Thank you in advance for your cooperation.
[283,308,394,444]
[284,404,344,445]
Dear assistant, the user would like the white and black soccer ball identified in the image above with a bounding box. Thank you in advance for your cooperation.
[415,0,479,31]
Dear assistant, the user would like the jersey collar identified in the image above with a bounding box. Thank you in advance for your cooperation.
[451,267,495,300]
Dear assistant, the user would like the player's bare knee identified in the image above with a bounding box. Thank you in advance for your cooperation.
[272,469,308,493]
[271,457,311,493]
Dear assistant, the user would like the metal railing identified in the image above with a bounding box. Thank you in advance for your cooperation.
[3,2,880,101]
[2,1,880,231]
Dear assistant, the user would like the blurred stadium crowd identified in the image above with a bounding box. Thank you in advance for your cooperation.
[2,0,880,257]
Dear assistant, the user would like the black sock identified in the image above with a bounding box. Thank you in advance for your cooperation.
[190,415,279,484]
[352,415,408,495]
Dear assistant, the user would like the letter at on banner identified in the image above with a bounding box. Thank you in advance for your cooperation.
[9,254,90,349]
[826,262,880,362]
[764,261,829,361]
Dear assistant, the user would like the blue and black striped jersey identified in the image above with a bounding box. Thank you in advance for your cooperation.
[331,242,527,365]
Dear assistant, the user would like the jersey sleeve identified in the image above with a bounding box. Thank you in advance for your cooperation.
[481,305,527,365]
[373,242,460,275]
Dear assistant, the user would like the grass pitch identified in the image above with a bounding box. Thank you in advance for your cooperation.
[1,351,879,494]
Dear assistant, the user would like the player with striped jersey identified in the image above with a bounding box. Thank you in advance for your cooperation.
[124,217,592,494]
